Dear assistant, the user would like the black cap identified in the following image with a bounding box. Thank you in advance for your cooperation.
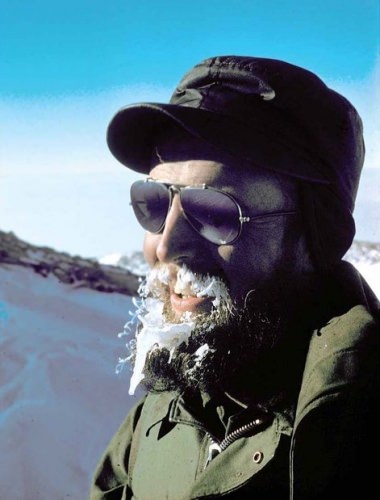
[107,55,364,213]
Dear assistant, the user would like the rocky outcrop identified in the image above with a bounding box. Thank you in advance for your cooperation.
[0,230,140,296]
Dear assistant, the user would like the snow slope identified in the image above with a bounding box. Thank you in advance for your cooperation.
[0,264,141,500]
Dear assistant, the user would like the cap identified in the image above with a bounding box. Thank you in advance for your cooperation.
[107,55,365,213]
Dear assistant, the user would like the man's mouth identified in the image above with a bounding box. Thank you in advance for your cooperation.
[168,266,228,316]
[170,291,214,314]
[141,263,232,320]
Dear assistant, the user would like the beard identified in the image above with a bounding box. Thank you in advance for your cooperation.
[123,264,322,409]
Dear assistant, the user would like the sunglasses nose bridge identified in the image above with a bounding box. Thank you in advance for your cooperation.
[168,184,181,200]
[156,184,186,230]
[167,184,191,218]
[155,186,203,264]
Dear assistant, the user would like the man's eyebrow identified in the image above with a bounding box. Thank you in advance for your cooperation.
[146,178,237,192]
[148,179,212,190]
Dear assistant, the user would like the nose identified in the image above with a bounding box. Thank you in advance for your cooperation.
[155,194,203,264]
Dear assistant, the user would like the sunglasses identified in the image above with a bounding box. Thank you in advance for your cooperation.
[130,178,297,245]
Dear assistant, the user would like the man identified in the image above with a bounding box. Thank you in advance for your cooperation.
[90,56,379,499]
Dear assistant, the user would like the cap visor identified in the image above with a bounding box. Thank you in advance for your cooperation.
[107,103,329,184]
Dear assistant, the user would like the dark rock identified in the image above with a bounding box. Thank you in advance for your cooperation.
[0,230,140,296]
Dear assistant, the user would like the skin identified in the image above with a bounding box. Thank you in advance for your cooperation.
[143,158,315,317]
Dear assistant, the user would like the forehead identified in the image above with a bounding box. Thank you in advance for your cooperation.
[149,127,299,210]
[149,159,298,212]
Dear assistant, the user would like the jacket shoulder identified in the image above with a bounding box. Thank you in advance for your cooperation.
[296,304,378,421]
[291,305,379,498]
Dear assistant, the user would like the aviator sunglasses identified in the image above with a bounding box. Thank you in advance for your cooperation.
[130,178,297,245]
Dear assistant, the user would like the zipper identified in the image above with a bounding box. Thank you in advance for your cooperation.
[204,417,264,468]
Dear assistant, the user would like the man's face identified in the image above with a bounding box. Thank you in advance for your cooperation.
[143,158,314,316]
[125,141,318,397]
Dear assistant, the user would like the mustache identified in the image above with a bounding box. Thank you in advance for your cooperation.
[140,263,232,310]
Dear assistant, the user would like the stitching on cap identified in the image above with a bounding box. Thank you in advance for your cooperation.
[216,57,262,72]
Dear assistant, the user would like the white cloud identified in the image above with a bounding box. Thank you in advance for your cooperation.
[0,84,172,176]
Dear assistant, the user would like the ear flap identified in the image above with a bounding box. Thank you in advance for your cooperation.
[300,183,356,272]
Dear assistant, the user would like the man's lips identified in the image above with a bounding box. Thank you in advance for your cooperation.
[170,292,214,314]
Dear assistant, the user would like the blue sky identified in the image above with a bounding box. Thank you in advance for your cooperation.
[1,0,379,257]
[1,0,378,95]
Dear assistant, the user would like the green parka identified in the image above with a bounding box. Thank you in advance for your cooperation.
[90,264,379,499]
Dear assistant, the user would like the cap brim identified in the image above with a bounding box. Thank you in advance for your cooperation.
[107,103,329,184]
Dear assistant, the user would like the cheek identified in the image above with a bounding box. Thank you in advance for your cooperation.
[215,225,299,293]
[217,227,284,273]
[216,244,264,295]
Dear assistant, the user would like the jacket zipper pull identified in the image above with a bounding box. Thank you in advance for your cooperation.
[205,442,222,468]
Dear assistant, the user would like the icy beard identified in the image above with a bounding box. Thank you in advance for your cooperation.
[121,265,313,405]
[122,264,233,396]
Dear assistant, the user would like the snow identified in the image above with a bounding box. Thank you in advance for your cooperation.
[0,249,379,499]
[0,264,141,500]
[99,251,150,277]
[351,261,380,298]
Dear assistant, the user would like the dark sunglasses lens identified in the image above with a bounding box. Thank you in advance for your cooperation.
[181,189,240,244]
[130,181,170,233]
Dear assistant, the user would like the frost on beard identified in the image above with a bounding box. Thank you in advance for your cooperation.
[116,264,232,395]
